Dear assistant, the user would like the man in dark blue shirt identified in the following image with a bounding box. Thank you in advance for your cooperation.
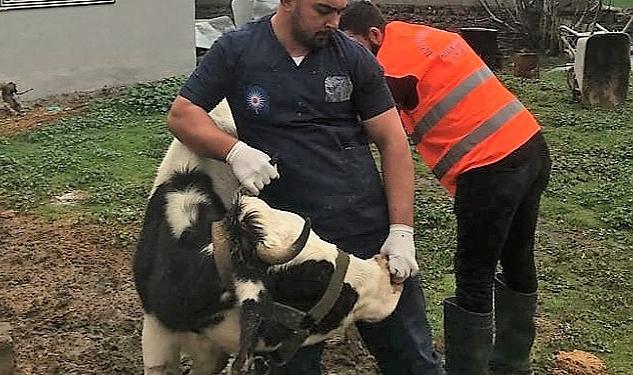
[167,0,444,373]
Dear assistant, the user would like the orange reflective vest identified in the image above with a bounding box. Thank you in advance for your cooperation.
[377,22,541,195]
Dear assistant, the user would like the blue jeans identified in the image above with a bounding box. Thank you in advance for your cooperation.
[270,231,445,375]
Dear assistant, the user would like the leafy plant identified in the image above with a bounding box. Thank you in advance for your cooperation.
[113,76,187,115]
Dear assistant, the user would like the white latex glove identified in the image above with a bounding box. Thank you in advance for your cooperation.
[380,224,419,283]
[225,141,279,195]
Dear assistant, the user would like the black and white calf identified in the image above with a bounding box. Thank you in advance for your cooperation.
[149,99,239,208]
[133,100,402,375]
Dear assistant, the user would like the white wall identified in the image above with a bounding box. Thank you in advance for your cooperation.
[0,1,196,100]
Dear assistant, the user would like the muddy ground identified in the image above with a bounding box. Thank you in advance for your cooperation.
[0,207,380,375]
[0,87,122,138]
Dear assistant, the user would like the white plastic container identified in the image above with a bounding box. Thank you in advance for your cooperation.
[231,0,279,27]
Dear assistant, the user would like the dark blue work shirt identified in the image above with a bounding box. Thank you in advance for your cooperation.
[180,15,395,241]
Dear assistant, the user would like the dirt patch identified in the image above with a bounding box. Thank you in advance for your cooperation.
[0,87,122,138]
[0,209,142,374]
[0,105,86,137]
[553,350,607,375]
[534,316,583,348]
[0,209,378,374]
[322,329,380,375]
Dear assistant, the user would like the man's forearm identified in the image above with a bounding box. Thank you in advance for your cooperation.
[380,141,415,227]
[167,96,237,161]
[363,107,415,227]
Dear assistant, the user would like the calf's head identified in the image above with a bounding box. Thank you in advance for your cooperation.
[229,196,403,324]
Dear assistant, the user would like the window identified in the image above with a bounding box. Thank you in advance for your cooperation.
[1,0,115,11]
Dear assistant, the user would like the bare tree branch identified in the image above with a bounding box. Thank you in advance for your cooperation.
[476,0,609,54]
[589,0,603,35]
[478,0,520,31]
[492,0,518,23]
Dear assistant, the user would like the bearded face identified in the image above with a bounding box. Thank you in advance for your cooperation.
[288,0,344,50]
[291,16,334,50]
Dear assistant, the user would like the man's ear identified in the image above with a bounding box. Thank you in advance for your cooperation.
[368,27,384,48]
[278,0,294,11]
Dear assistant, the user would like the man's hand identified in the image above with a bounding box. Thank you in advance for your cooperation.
[226,141,279,195]
[380,224,419,283]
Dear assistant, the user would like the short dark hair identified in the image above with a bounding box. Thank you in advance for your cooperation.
[340,1,386,36]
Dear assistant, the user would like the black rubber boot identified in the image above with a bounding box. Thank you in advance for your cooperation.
[489,275,537,375]
[443,297,493,375]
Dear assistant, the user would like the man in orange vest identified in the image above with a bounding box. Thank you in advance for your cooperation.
[341,2,551,374]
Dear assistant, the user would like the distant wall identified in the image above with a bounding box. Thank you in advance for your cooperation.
[0,1,196,100]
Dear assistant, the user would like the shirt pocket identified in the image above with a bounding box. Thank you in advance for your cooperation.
[324,74,353,103]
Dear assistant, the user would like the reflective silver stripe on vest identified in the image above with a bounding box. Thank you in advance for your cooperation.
[432,99,525,180]
[412,66,494,144]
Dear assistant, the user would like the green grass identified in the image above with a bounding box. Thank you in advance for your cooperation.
[0,78,182,224]
[0,109,171,223]
[1,70,632,373]
[609,0,633,8]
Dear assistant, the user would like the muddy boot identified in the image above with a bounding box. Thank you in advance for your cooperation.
[489,275,537,375]
[443,297,493,375]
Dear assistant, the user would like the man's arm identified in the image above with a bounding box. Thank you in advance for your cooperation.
[167,95,238,160]
[364,106,418,282]
[348,40,418,280]
[363,106,414,227]
[168,30,240,161]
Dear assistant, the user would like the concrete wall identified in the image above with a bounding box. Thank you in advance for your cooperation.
[0,1,196,100]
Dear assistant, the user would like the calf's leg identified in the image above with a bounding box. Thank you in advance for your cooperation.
[142,314,181,375]
[183,335,229,375]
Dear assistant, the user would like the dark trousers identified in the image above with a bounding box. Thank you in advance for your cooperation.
[453,132,551,314]
[271,231,444,375]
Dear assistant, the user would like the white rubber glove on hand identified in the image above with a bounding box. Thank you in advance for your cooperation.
[380,224,419,283]
[226,141,279,195]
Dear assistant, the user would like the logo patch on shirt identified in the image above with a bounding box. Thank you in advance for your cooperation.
[245,84,270,115]
[324,75,353,103]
